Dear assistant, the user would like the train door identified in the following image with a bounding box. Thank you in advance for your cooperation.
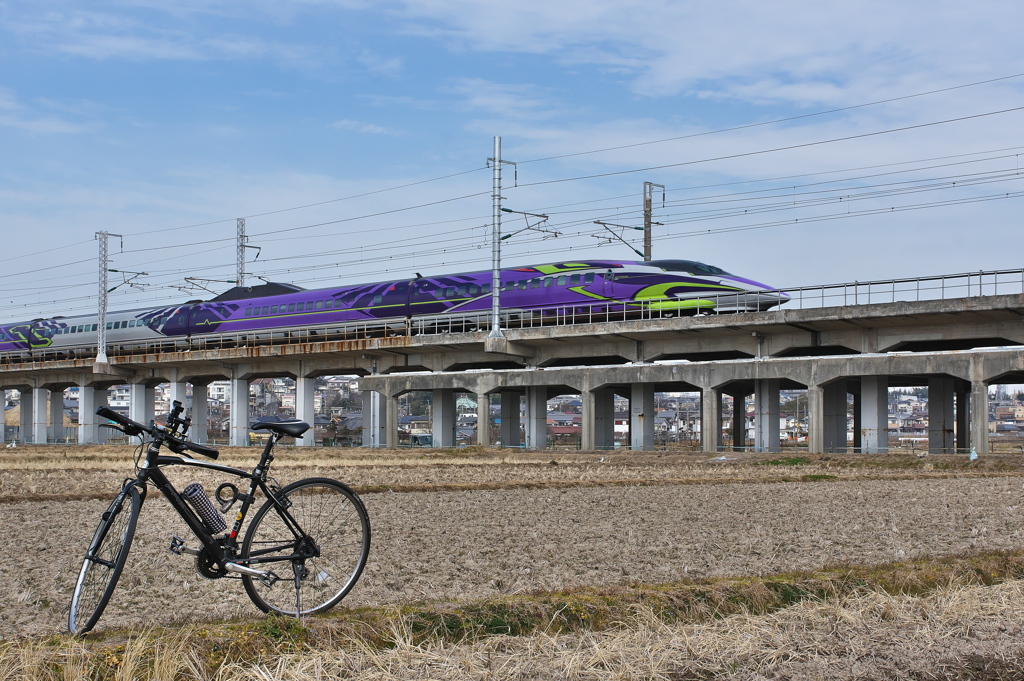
[601,269,618,301]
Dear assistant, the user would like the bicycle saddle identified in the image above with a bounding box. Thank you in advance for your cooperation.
[251,420,310,438]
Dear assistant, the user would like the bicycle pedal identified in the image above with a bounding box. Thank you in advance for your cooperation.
[169,535,200,556]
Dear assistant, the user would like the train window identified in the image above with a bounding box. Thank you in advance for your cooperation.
[372,294,382,305]
[271,305,278,314]
[323,300,331,309]
[458,285,467,296]
[106,322,113,330]
[316,301,323,310]
[557,276,567,286]
[444,287,456,298]
[482,284,491,294]
[543,278,554,287]
[584,273,595,284]
[517,280,528,290]
[92,324,98,331]
[570,274,580,285]
[468,285,479,295]
[262,306,269,315]
[503,282,514,292]
[245,308,252,316]
[530,279,541,289]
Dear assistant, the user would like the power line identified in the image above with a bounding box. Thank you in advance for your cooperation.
[517,72,1024,164]
[516,106,1024,188]
[119,167,489,238]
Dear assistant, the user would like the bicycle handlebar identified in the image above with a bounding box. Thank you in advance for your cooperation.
[96,406,220,460]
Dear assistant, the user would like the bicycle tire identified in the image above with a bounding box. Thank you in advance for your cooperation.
[68,484,141,635]
[240,478,370,616]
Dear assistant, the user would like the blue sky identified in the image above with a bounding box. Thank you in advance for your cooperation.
[3,0,1024,320]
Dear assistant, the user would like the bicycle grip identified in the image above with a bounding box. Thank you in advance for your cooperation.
[185,441,220,459]
[96,406,144,436]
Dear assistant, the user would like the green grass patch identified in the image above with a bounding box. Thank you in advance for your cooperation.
[15,550,1024,679]
[759,456,809,466]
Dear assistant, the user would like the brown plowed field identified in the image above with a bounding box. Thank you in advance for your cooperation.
[2,446,1023,640]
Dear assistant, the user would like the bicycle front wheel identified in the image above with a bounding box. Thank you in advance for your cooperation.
[68,484,141,635]
[241,478,370,616]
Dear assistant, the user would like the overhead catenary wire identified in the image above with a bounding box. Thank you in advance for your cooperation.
[517,72,1024,164]
[515,105,1024,188]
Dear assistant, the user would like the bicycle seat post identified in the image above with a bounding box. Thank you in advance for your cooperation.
[254,432,279,481]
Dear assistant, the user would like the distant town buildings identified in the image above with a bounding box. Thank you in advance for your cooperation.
[4,381,1024,448]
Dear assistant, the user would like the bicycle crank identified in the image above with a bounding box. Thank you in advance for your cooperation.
[225,562,280,588]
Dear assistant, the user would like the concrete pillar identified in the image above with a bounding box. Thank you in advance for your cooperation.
[49,390,64,443]
[726,392,749,451]
[860,376,889,454]
[361,389,387,447]
[581,389,595,451]
[928,376,955,454]
[128,383,146,426]
[971,380,989,455]
[851,390,862,451]
[96,388,110,444]
[32,388,48,445]
[701,387,722,453]
[629,382,654,451]
[753,379,780,453]
[295,376,315,446]
[822,380,848,453]
[807,384,824,454]
[499,392,521,447]
[78,385,98,444]
[145,385,156,424]
[432,388,456,447]
[191,384,209,443]
[19,390,32,443]
[525,386,547,450]
[593,388,615,450]
[475,393,490,447]
[229,377,250,447]
[955,385,970,452]
[386,394,400,449]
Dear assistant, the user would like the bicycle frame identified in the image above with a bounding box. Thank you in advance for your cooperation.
[131,432,305,573]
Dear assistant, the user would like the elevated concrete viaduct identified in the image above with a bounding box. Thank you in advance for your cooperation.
[2,292,1023,453]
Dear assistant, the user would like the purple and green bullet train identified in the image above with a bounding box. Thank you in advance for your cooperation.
[0,259,788,355]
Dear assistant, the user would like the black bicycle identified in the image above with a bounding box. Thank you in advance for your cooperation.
[68,401,371,635]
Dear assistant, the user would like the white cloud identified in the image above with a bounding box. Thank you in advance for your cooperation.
[388,0,1024,106]
[0,89,91,133]
[446,78,560,120]
[330,119,399,134]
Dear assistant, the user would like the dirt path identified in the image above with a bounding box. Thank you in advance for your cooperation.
[3,474,1023,639]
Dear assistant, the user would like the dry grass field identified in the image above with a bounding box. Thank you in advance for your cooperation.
[2,444,1024,679]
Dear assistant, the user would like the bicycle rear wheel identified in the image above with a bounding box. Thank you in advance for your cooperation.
[68,484,141,635]
[240,478,370,616]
